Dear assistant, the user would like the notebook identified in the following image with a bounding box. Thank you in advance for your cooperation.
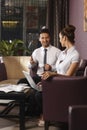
[22,70,42,91]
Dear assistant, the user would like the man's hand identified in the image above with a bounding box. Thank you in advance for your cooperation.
[30,56,35,64]
[44,64,52,71]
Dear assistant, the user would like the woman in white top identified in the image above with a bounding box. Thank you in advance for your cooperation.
[42,25,80,79]
[36,25,80,127]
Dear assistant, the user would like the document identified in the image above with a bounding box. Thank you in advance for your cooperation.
[0,84,29,93]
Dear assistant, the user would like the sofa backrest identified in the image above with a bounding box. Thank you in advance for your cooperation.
[2,56,30,79]
[84,66,87,76]
[75,59,87,76]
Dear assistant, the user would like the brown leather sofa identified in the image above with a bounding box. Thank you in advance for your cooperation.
[0,56,30,85]
[0,57,87,84]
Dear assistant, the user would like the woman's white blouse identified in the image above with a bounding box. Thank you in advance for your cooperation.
[56,46,80,75]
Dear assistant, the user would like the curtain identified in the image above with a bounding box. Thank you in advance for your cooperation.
[46,0,69,50]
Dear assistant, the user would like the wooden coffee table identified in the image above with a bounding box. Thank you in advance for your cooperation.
[0,86,31,130]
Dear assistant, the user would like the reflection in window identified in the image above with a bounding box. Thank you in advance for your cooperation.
[0,0,48,46]
[1,0,23,41]
[25,0,48,55]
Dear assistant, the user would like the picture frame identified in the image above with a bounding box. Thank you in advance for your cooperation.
[84,0,87,31]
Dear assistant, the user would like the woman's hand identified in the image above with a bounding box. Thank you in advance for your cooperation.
[36,82,42,91]
[37,82,42,87]
[41,71,53,80]
[42,71,58,80]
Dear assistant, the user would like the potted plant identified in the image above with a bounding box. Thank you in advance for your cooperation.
[0,39,29,56]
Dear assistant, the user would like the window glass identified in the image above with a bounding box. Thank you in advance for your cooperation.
[0,0,48,55]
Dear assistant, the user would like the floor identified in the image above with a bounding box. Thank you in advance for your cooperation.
[0,118,59,130]
[0,105,59,130]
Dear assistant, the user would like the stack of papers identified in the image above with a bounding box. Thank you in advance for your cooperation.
[0,84,29,93]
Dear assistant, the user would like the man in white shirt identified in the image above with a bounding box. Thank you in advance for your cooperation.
[27,27,61,119]
[17,27,61,117]
[28,27,61,78]
[18,27,61,84]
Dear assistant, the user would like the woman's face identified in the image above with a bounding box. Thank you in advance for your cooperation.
[59,33,66,47]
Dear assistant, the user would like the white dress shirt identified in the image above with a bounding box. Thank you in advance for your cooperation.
[56,46,80,75]
[28,45,61,76]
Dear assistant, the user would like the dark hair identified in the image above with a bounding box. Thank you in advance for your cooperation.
[60,25,76,43]
[39,26,51,36]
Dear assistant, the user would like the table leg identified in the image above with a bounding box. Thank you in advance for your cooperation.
[19,100,25,130]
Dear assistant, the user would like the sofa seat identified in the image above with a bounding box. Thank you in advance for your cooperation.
[0,79,19,85]
[0,56,30,85]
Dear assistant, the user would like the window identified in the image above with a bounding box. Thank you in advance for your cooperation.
[0,0,48,48]
[0,0,23,40]
[25,0,48,52]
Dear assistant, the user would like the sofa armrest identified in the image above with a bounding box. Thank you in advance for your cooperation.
[0,63,7,81]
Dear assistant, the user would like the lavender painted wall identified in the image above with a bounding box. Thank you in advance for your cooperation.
[69,0,87,59]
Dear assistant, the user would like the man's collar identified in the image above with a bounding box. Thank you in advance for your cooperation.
[41,45,52,51]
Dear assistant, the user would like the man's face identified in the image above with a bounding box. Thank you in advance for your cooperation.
[39,33,50,47]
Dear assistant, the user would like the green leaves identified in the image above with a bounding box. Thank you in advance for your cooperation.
[0,39,28,56]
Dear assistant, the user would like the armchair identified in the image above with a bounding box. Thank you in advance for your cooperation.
[42,76,87,130]
[68,105,87,130]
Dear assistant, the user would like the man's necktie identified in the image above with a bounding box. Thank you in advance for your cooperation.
[44,49,47,64]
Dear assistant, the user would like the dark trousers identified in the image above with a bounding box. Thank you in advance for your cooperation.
[35,91,42,114]
[17,75,42,116]
[17,74,41,86]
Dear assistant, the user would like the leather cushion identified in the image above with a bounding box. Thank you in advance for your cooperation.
[3,56,29,79]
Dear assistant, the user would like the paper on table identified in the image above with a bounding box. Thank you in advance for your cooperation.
[0,100,14,103]
[0,84,29,93]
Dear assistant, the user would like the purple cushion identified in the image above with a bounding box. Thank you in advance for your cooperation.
[0,63,7,81]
